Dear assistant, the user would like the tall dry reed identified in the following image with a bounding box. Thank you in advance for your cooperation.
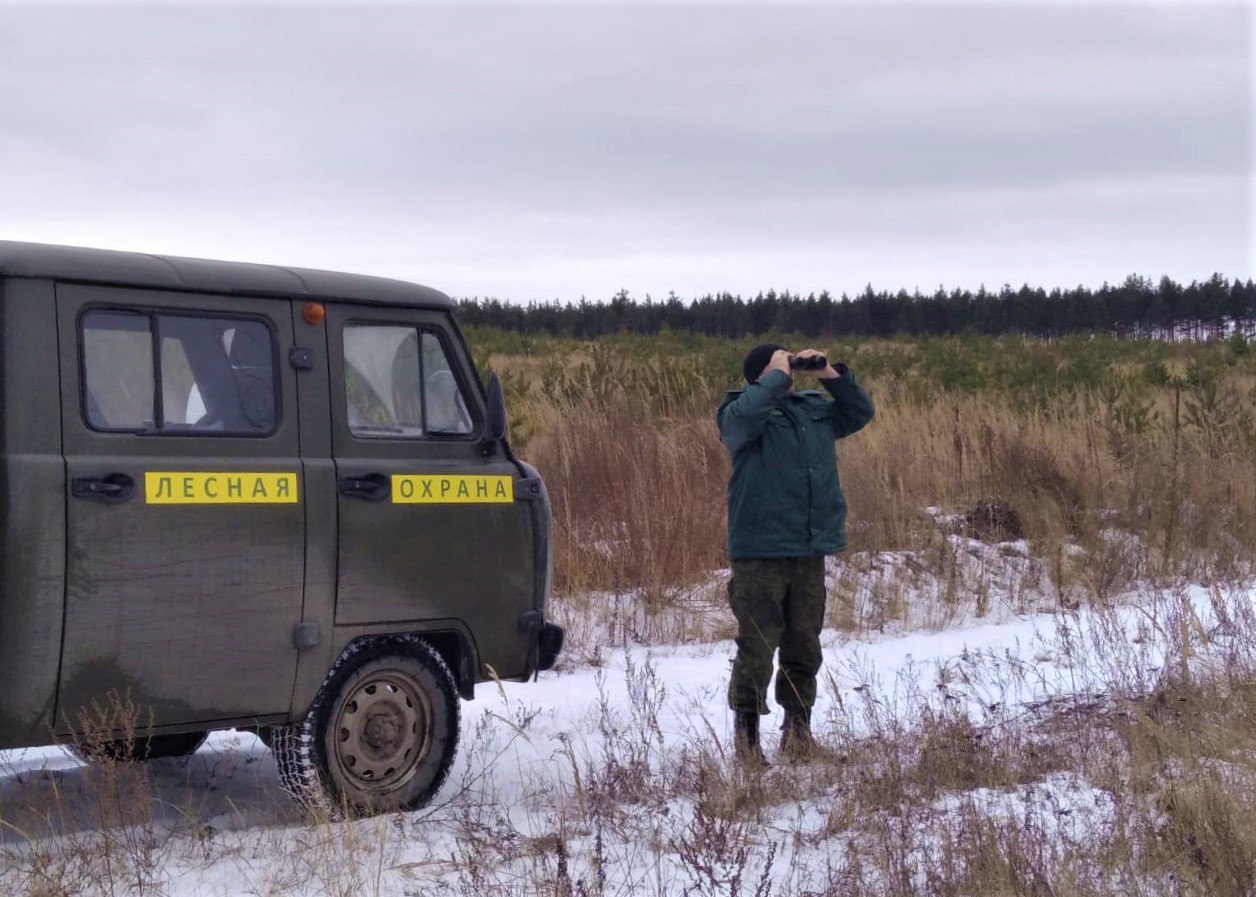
[510,354,1255,605]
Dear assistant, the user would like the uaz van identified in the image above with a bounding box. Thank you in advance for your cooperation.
[0,241,562,814]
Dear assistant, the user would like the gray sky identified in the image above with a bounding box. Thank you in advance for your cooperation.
[0,3,1251,302]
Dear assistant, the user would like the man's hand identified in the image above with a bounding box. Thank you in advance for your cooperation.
[764,349,792,378]
[795,348,840,379]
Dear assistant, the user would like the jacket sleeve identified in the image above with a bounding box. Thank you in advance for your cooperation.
[718,370,792,455]
[820,368,875,439]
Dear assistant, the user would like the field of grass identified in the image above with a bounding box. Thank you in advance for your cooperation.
[460,329,1254,895]
[1,330,1254,896]
[479,328,1256,603]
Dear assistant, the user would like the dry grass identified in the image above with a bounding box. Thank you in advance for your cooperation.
[516,364,1255,611]
[436,588,1256,897]
[531,401,730,605]
[1,593,1253,896]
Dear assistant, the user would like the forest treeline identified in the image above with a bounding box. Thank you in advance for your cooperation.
[457,274,1256,340]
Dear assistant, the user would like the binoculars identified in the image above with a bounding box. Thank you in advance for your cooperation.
[789,354,828,371]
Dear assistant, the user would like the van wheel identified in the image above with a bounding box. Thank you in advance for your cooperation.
[273,636,460,816]
[73,731,208,763]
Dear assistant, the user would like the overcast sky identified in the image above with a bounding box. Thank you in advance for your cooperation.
[0,3,1251,302]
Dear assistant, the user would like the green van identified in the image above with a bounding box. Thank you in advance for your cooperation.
[0,241,562,814]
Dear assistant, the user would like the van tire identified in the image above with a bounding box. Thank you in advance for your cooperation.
[272,636,460,816]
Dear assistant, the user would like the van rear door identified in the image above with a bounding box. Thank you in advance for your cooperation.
[55,284,306,732]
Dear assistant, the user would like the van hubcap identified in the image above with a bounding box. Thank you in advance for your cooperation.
[333,671,431,791]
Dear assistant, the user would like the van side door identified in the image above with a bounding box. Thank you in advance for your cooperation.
[326,304,535,681]
[55,284,306,732]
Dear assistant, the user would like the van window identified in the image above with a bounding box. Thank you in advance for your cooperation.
[83,312,155,430]
[343,325,473,438]
[81,310,278,435]
[421,332,473,435]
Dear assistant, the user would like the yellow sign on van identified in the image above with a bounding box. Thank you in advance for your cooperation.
[391,474,513,504]
[146,472,299,504]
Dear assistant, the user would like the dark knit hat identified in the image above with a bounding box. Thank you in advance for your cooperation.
[743,343,785,383]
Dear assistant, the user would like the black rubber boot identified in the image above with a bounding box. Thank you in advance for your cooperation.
[779,707,818,762]
[734,711,769,768]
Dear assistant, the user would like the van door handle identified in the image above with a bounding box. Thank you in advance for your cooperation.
[72,473,136,504]
[339,473,390,502]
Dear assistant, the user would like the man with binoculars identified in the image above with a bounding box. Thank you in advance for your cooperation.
[717,344,875,765]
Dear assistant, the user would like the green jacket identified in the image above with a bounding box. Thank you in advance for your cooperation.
[717,368,874,559]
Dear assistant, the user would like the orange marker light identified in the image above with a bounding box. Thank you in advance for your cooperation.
[303,302,326,325]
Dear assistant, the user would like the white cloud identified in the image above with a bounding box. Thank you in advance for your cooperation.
[0,4,1249,301]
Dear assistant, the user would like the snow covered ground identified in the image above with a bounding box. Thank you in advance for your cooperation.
[2,572,1249,895]
[553,532,1097,667]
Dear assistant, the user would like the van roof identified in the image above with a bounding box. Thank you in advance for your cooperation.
[0,240,455,309]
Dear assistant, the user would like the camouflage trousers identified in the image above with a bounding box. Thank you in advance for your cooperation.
[726,556,827,715]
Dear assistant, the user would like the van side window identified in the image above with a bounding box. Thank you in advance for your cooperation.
[421,332,473,435]
[343,325,473,438]
[83,312,155,430]
[81,310,278,435]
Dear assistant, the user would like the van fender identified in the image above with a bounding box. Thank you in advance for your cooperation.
[515,460,552,615]
[292,621,480,720]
